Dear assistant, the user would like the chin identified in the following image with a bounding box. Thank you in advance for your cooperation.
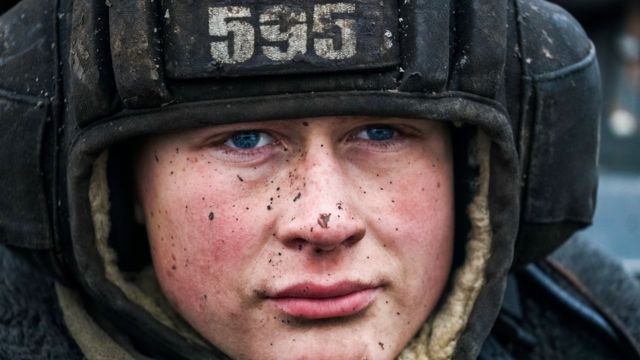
[254,340,382,360]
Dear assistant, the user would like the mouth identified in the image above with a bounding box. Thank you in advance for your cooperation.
[267,282,380,320]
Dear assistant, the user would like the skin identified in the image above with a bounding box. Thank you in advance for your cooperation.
[135,116,454,360]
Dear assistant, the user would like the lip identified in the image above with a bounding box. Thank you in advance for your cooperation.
[267,282,379,320]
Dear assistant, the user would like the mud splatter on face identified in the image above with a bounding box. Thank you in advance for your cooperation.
[208,212,215,221]
[317,213,331,228]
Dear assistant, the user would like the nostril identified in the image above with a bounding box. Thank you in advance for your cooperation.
[343,236,358,247]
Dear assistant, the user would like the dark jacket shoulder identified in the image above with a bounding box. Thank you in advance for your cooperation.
[482,236,640,360]
[0,245,83,359]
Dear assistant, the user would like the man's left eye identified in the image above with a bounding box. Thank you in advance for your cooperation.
[224,131,274,149]
[356,126,397,141]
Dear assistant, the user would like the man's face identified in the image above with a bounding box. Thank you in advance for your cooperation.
[135,116,454,359]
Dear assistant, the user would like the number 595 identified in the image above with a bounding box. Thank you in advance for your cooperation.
[208,3,357,64]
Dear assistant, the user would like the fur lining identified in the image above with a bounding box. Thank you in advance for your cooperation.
[88,131,493,359]
[399,131,493,360]
[89,152,206,346]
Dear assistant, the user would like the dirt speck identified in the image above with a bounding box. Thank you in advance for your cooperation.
[317,213,331,228]
[208,212,214,221]
[302,121,309,126]
[237,175,244,182]
[293,192,302,202]
[378,342,384,350]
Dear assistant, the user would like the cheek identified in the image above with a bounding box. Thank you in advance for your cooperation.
[379,155,455,298]
[139,160,270,311]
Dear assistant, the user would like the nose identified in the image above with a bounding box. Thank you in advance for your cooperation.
[275,143,365,253]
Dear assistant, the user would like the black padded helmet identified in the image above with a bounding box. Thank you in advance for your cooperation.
[0,0,600,358]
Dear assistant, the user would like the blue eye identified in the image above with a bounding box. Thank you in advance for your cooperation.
[357,126,396,141]
[225,131,274,149]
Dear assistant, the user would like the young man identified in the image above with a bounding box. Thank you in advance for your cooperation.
[0,0,638,359]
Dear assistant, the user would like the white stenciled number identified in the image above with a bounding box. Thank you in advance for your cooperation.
[209,6,254,63]
[260,6,307,61]
[313,3,356,60]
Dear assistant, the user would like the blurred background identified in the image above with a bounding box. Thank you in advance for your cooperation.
[554,0,640,278]
[0,1,638,276]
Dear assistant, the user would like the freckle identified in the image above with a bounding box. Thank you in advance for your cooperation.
[171,265,176,270]
[276,187,280,191]
[395,227,399,231]
[310,227,313,232]
[208,212,214,220]
[437,182,441,188]
[380,187,384,190]
[175,147,179,154]
[246,207,249,210]
[421,188,425,191]
[267,205,272,210]
[397,312,400,315]
[170,171,174,175]
[389,181,393,185]
[278,252,282,256]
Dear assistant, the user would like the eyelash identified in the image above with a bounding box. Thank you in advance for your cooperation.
[347,125,407,151]
[208,131,281,163]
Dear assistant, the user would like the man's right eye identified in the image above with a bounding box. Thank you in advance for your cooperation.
[224,131,274,149]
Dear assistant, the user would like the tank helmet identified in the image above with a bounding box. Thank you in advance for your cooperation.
[0,0,600,358]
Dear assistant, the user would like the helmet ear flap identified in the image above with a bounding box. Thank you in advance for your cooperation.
[0,97,54,251]
[514,50,600,267]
